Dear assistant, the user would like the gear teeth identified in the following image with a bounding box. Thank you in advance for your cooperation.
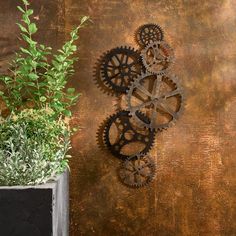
[99,46,142,94]
[134,23,165,48]
[103,110,156,160]
[93,52,117,96]
[96,117,112,151]
[141,41,175,75]
[126,72,185,132]
[118,153,157,188]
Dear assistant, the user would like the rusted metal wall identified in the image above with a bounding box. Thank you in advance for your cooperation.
[1,0,236,235]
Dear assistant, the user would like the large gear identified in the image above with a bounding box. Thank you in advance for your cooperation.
[126,72,184,131]
[118,153,156,188]
[100,46,143,94]
[141,41,175,75]
[103,110,156,160]
[135,24,164,48]
[93,53,116,96]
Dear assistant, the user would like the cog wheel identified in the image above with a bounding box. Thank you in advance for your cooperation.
[126,72,184,131]
[141,41,175,75]
[93,52,116,96]
[103,110,156,160]
[135,24,164,48]
[118,153,156,188]
[101,46,143,94]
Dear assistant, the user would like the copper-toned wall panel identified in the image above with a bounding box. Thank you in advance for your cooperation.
[0,0,235,236]
[66,1,236,235]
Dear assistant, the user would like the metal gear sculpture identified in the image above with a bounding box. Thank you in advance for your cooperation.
[94,23,185,188]
[100,46,143,94]
[118,153,156,188]
[135,23,164,48]
[141,41,175,75]
[103,110,155,160]
[126,72,184,131]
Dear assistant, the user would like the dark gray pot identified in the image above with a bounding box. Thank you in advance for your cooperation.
[0,170,69,236]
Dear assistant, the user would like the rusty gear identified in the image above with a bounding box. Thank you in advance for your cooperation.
[126,72,184,131]
[100,46,143,94]
[135,24,164,48]
[93,52,116,96]
[103,110,155,160]
[141,41,174,75]
[119,153,156,188]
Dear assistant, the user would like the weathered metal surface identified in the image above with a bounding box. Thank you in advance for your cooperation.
[0,0,236,235]
[66,0,236,235]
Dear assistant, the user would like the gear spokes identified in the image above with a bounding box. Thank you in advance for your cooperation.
[141,41,174,75]
[103,110,155,160]
[135,24,164,48]
[100,46,143,94]
[119,153,156,188]
[127,72,184,131]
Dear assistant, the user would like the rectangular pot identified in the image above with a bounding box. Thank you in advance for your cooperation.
[0,170,69,236]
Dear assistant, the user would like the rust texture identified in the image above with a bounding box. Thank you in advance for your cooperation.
[1,0,236,235]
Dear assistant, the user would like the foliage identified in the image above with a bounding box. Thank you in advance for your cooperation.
[0,0,89,186]
[0,0,89,118]
[0,108,71,186]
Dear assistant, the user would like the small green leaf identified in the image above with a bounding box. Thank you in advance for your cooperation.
[39,96,47,102]
[22,14,30,25]
[63,110,72,117]
[21,33,36,45]
[26,9,33,16]
[22,0,30,6]
[67,88,75,94]
[17,6,25,13]
[80,16,89,24]
[17,24,28,33]
[71,45,77,52]
[29,23,37,34]
[28,73,39,80]
[20,47,31,55]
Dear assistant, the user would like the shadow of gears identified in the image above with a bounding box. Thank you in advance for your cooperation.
[103,110,156,160]
[118,153,156,188]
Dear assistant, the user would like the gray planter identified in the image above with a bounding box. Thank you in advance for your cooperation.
[0,170,69,236]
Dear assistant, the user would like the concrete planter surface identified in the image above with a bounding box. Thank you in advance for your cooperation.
[0,170,69,236]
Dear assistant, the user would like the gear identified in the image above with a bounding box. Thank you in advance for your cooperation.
[135,24,164,48]
[118,153,156,188]
[103,110,156,160]
[93,52,116,96]
[126,72,184,131]
[141,41,175,75]
[101,46,143,94]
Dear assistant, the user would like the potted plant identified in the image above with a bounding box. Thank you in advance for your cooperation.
[0,0,89,235]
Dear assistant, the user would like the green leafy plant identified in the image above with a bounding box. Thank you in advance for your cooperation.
[0,0,89,117]
[0,0,89,185]
[0,108,71,186]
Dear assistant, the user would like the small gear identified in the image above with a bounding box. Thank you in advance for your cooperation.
[135,24,164,48]
[118,153,156,188]
[141,41,175,75]
[103,110,156,160]
[126,72,184,131]
[101,46,143,94]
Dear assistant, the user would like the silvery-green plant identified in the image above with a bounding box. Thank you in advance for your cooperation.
[0,109,70,186]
